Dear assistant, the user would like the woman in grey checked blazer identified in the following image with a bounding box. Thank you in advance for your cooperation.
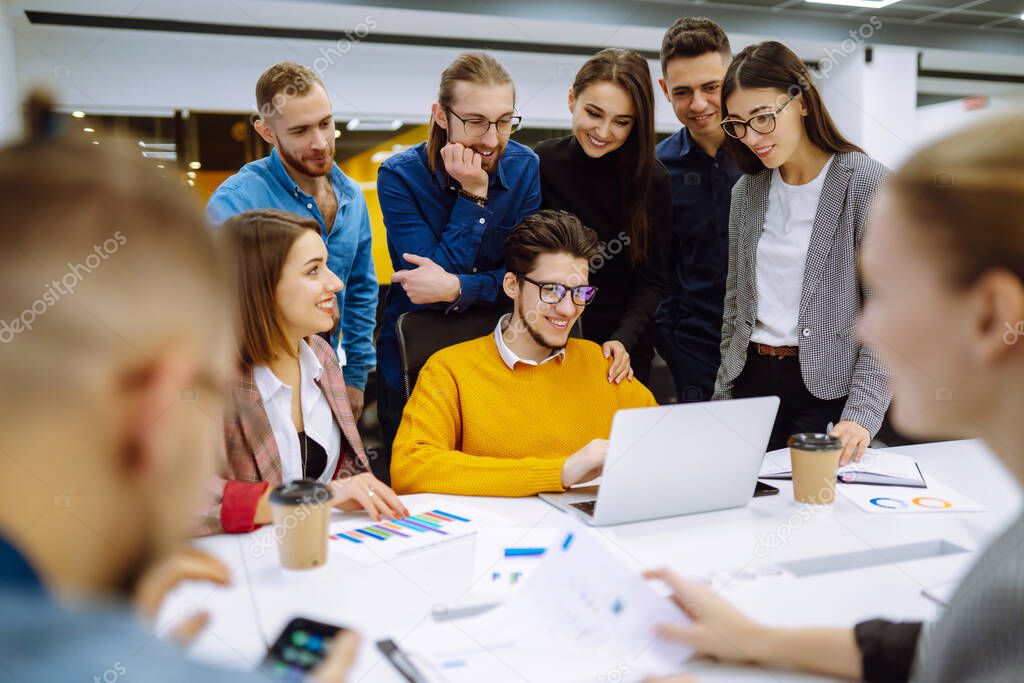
[648,107,1024,683]
[711,41,891,464]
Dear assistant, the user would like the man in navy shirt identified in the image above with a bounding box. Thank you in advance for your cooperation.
[655,18,742,402]
[208,62,377,419]
[375,52,541,482]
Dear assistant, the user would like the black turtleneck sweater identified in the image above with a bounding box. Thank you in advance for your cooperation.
[535,135,671,381]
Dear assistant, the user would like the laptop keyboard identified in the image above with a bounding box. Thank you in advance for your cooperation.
[569,500,596,517]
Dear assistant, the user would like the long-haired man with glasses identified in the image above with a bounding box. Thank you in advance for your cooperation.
[390,210,657,497]
[375,52,542,483]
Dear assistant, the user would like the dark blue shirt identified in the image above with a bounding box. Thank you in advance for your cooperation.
[0,533,44,593]
[0,533,262,682]
[206,149,378,390]
[655,127,742,357]
[376,140,541,391]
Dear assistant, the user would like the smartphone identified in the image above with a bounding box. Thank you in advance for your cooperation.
[262,617,345,681]
[753,480,780,497]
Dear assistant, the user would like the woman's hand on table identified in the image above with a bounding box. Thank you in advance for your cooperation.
[329,472,408,522]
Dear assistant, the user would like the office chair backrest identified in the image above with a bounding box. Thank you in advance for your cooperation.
[396,306,582,399]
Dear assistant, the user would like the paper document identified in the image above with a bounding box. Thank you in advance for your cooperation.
[328,501,508,565]
[398,526,692,682]
[760,447,926,487]
[838,475,987,514]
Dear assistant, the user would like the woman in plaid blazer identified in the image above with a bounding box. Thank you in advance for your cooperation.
[196,209,406,535]
[712,42,891,464]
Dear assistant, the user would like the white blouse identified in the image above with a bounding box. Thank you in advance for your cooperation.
[253,340,342,484]
[751,155,834,347]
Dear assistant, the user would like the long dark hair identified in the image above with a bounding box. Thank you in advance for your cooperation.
[721,41,863,175]
[573,49,656,267]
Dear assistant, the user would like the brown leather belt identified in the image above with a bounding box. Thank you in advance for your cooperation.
[752,342,798,359]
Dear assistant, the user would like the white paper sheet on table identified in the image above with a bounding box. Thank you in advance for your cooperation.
[327,501,511,565]
[836,475,987,513]
[460,527,560,602]
[398,525,692,682]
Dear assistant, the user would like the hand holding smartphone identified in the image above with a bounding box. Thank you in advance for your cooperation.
[262,617,346,681]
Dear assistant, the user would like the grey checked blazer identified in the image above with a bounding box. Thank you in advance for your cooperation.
[712,152,892,436]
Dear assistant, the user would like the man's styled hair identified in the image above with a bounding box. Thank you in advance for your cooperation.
[256,61,326,120]
[505,210,602,276]
[660,17,732,74]
[218,209,322,367]
[427,52,514,174]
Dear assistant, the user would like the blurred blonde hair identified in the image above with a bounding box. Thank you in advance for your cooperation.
[0,92,229,409]
[886,111,1024,287]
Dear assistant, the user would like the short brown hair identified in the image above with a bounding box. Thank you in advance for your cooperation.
[660,17,731,75]
[721,41,863,176]
[505,210,601,277]
[218,209,321,367]
[427,52,514,174]
[887,111,1024,288]
[256,62,326,120]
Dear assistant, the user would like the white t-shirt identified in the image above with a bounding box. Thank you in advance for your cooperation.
[253,340,342,484]
[750,156,834,347]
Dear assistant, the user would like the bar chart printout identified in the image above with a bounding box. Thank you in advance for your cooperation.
[329,506,480,562]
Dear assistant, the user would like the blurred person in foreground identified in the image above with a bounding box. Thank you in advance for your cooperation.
[0,95,358,681]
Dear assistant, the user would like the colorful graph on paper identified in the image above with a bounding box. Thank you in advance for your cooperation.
[329,505,479,563]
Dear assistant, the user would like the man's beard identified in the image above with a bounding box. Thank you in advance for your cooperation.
[517,307,557,353]
[279,142,334,178]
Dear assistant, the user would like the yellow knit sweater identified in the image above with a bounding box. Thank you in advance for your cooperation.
[391,334,658,496]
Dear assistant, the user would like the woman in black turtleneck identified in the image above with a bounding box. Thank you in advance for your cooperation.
[536,48,671,384]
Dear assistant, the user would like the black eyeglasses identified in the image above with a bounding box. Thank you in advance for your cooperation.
[520,275,598,306]
[446,109,522,138]
[720,93,797,140]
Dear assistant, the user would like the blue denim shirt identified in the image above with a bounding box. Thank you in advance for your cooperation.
[376,140,541,391]
[655,128,742,360]
[206,149,378,390]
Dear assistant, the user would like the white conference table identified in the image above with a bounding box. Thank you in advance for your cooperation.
[160,439,1022,682]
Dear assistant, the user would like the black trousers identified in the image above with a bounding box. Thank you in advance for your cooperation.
[655,325,719,403]
[374,379,406,486]
[732,346,846,451]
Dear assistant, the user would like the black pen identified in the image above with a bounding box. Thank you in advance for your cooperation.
[377,638,429,683]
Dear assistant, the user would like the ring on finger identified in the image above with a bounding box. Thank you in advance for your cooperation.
[367,487,376,498]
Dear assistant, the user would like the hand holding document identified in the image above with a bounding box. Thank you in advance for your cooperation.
[395,526,693,682]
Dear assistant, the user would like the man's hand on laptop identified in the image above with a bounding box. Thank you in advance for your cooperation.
[561,439,608,487]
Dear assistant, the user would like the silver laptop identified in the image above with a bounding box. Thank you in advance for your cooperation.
[539,396,780,526]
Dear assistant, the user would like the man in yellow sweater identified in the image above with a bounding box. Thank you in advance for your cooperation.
[391,210,658,496]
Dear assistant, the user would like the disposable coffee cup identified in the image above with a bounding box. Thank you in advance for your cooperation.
[269,479,331,570]
[788,433,843,505]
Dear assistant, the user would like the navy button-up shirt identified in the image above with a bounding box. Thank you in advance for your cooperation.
[376,140,541,391]
[655,127,742,360]
[206,149,378,390]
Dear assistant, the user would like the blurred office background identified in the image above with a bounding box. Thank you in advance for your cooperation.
[3,0,1022,414]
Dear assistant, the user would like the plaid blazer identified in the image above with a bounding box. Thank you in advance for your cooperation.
[195,335,369,535]
[712,152,892,436]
